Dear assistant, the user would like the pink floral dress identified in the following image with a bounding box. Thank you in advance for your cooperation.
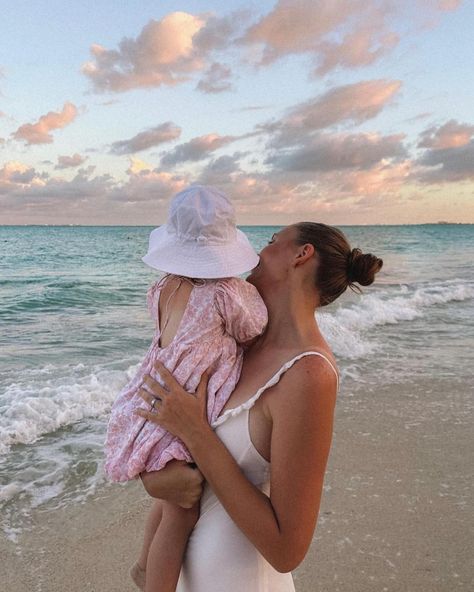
[104,277,268,482]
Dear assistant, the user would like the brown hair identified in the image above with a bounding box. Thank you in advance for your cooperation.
[295,222,383,306]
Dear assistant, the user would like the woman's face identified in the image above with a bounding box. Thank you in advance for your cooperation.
[247,225,300,290]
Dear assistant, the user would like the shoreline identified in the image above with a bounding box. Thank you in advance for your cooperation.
[3,380,472,591]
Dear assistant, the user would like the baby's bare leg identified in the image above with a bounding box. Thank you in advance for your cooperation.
[145,500,199,592]
[138,499,164,570]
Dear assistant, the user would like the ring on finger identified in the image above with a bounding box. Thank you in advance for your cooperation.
[150,397,159,410]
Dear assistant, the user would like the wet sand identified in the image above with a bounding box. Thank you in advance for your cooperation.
[2,381,472,591]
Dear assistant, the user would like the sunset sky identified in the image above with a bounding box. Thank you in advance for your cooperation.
[1,0,473,225]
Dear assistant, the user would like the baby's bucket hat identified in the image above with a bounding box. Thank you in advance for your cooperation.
[142,185,259,278]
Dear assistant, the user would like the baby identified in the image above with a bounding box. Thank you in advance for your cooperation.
[104,185,268,592]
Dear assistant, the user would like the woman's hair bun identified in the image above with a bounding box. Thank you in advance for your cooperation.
[347,248,383,286]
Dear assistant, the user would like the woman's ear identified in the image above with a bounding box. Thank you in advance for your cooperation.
[294,243,315,267]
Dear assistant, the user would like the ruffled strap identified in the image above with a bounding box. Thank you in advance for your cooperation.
[211,351,339,428]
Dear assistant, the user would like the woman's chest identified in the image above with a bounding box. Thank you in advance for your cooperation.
[219,351,290,463]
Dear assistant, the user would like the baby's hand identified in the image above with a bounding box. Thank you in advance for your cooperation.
[140,460,204,508]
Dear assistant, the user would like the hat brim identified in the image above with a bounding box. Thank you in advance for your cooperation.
[142,226,260,278]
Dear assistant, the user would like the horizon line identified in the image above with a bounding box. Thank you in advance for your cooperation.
[0,222,473,228]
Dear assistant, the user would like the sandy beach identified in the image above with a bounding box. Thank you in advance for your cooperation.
[3,377,472,592]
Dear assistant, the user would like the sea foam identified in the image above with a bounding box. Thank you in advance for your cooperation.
[320,279,473,359]
[0,280,472,456]
[0,363,139,455]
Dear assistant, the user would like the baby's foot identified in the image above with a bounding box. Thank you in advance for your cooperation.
[129,562,146,591]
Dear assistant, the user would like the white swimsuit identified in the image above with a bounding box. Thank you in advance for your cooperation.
[177,351,339,592]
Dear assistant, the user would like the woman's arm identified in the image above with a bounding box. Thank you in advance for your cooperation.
[136,358,337,572]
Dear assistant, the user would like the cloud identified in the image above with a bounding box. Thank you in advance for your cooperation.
[337,160,412,195]
[234,105,271,112]
[433,0,461,11]
[196,62,233,93]
[193,11,250,52]
[81,11,250,94]
[110,168,187,203]
[242,0,400,74]
[0,161,112,205]
[414,119,474,183]
[241,0,461,75]
[263,80,402,147]
[315,22,399,76]
[0,162,40,190]
[55,153,87,169]
[160,133,236,166]
[110,122,181,155]
[418,119,474,149]
[82,12,217,93]
[416,141,474,183]
[127,156,153,175]
[197,153,245,185]
[266,132,407,172]
[12,102,78,145]
[242,0,360,62]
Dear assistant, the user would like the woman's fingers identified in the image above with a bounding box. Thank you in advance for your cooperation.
[135,408,159,421]
[153,361,176,390]
[141,374,168,399]
[197,371,210,402]
[137,387,160,406]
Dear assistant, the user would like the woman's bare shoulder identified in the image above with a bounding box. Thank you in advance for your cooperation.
[264,351,338,418]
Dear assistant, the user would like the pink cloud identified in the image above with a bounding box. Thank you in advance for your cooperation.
[161,133,236,166]
[110,168,187,203]
[196,62,233,94]
[0,162,41,190]
[242,0,400,74]
[82,13,206,92]
[434,0,461,11]
[339,161,413,195]
[110,122,182,154]
[243,0,362,62]
[316,25,399,76]
[12,102,78,145]
[55,153,87,169]
[264,80,402,148]
[266,132,406,172]
[416,141,474,183]
[418,119,474,149]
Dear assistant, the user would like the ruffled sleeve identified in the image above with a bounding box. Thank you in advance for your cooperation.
[146,281,160,321]
[215,278,268,344]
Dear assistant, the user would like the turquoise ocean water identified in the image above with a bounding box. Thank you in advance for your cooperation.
[1,224,473,540]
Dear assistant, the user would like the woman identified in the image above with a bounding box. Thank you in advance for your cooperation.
[134,222,383,592]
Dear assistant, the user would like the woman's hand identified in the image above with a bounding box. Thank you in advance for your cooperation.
[140,461,204,508]
[135,361,212,446]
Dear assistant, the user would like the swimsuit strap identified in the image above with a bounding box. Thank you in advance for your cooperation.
[211,350,339,429]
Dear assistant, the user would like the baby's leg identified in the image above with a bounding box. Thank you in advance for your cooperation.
[145,500,199,592]
[131,500,163,590]
[138,499,164,570]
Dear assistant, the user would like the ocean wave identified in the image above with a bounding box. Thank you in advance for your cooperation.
[0,280,471,455]
[0,363,140,455]
[319,279,473,359]
[0,282,145,316]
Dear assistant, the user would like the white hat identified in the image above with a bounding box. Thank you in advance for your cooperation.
[142,185,259,279]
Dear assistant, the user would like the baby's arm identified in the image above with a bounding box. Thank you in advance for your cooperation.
[215,278,268,344]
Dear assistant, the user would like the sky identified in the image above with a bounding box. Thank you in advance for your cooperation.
[1,0,473,225]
